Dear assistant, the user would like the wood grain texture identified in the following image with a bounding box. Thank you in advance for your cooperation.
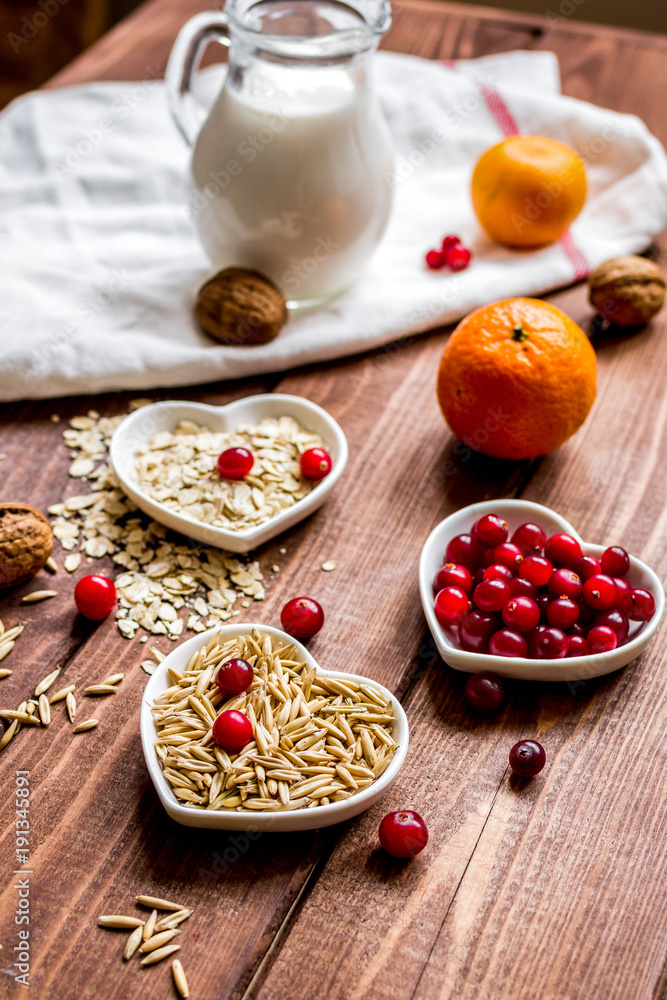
[1,2,667,999]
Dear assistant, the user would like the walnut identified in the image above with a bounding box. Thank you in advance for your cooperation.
[0,503,54,589]
[195,268,288,345]
[588,255,665,327]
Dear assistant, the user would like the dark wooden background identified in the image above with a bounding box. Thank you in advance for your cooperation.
[1,2,667,998]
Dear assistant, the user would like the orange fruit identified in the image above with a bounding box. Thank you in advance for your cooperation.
[437,298,597,460]
[471,136,587,248]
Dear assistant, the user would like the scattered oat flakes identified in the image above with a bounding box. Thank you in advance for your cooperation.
[64,553,82,573]
[51,414,61,423]
[272,565,280,573]
[322,561,337,572]
[69,457,95,478]
[49,410,267,641]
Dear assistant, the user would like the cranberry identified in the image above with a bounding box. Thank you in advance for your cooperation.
[544,533,582,568]
[425,249,445,270]
[548,568,582,600]
[472,567,486,588]
[484,564,514,583]
[459,610,498,653]
[587,624,618,653]
[511,522,547,554]
[441,235,461,252]
[493,542,524,571]
[73,575,117,620]
[567,634,591,657]
[445,534,484,571]
[502,597,540,633]
[534,627,568,659]
[379,810,429,858]
[509,577,537,599]
[434,586,469,627]
[521,555,552,587]
[577,598,596,625]
[474,578,511,613]
[472,513,508,547]
[446,245,472,271]
[300,447,332,481]
[525,624,546,656]
[593,609,629,644]
[547,596,580,630]
[613,577,631,604]
[601,545,630,577]
[618,587,656,622]
[212,710,253,753]
[280,597,324,638]
[489,628,528,658]
[509,740,546,777]
[482,547,498,568]
[569,621,586,637]
[536,593,552,621]
[463,672,504,713]
[582,574,617,610]
[217,447,254,480]
[572,555,602,581]
[434,563,473,594]
[216,658,254,696]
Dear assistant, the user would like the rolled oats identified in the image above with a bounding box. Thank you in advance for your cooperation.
[134,416,326,533]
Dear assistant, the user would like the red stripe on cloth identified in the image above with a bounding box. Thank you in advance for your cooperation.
[480,84,520,137]
[480,82,591,280]
[441,59,457,69]
[558,229,591,280]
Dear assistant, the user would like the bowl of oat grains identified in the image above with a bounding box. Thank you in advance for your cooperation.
[110,394,348,553]
[140,624,409,831]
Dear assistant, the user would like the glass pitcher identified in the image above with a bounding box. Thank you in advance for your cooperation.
[166,0,394,306]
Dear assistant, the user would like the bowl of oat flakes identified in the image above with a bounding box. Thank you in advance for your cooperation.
[110,395,348,553]
[140,624,409,831]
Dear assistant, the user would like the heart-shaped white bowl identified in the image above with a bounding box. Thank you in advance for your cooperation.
[420,499,665,683]
[110,395,348,553]
[140,623,409,831]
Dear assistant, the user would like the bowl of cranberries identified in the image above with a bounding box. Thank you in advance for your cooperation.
[419,499,664,682]
[110,394,348,553]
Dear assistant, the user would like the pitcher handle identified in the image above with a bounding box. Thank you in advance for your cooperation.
[165,11,230,146]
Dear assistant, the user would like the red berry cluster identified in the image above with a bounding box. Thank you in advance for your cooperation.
[425,234,472,272]
[433,514,656,659]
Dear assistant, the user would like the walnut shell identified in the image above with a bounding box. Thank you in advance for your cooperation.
[588,255,665,327]
[195,268,288,345]
[0,503,54,589]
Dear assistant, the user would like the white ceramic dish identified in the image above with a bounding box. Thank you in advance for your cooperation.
[110,394,348,553]
[140,623,409,831]
[420,499,665,683]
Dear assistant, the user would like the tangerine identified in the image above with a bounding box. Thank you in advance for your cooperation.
[436,298,597,460]
[471,136,587,248]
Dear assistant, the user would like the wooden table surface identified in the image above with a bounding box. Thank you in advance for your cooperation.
[2,2,667,998]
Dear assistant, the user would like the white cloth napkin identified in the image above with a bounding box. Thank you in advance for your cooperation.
[1,49,666,401]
